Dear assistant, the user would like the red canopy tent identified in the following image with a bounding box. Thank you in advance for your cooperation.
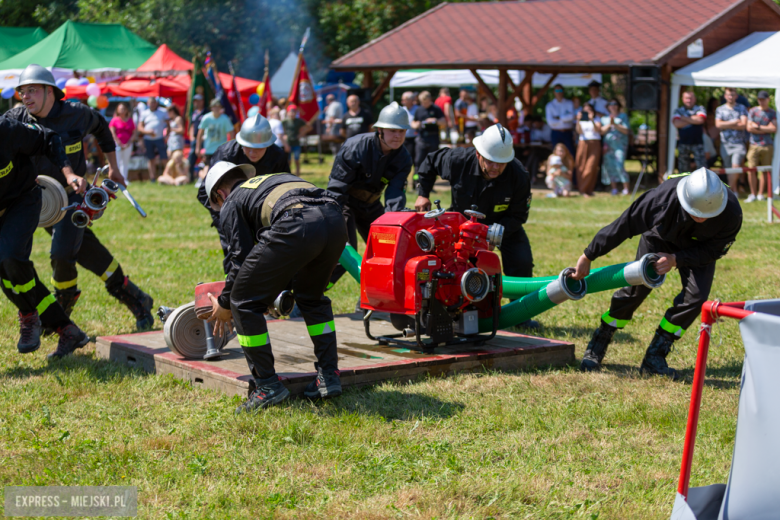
[63,45,260,109]
[135,44,192,74]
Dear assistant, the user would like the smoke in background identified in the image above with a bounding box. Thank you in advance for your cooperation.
[237,0,331,84]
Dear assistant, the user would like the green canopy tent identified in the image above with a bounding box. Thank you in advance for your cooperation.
[0,20,156,71]
[0,27,48,62]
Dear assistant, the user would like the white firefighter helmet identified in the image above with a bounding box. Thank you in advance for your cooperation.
[676,167,729,219]
[17,64,65,100]
[473,123,514,163]
[205,161,255,210]
[235,114,276,149]
[374,101,411,130]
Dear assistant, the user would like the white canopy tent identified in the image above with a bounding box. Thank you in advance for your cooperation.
[668,31,780,222]
[390,69,601,89]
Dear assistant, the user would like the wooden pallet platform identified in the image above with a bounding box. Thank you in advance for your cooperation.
[95,313,574,397]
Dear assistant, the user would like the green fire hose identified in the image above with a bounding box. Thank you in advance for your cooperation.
[339,244,362,281]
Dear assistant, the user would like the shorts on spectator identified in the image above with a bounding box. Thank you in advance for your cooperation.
[747,145,774,169]
[720,142,746,168]
[144,138,168,161]
[290,145,302,161]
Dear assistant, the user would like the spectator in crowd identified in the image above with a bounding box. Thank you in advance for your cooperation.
[715,87,749,194]
[434,87,455,130]
[529,116,552,143]
[411,91,446,172]
[673,91,707,173]
[108,102,135,185]
[282,103,311,176]
[600,98,630,195]
[454,89,479,143]
[587,80,608,118]
[268,106,285,150]
[187,94,205,182]
[545,143,573,197]
[196,99,234,183]
[137,97,168,182]
[166,105,185,156]
[277,97,288,120]
[324,93,344,154]
[704,96,721,155]
[131,98,147,127]
[342,94,373,139]
[545,84,576,156]
[575,102,602,197]
[572,96,582,117]
[158,150,189,186]
[401,91,419,186]
[746,90,777,202]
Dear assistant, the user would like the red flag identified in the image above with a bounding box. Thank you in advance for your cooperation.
[288,54,319,122]
[259,70,272,117]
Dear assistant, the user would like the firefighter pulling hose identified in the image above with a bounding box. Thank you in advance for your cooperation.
[7,64,155,332]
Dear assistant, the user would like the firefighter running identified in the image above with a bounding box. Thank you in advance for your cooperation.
[325,102,413,287]
[204,162,348,412]
[196,114,290,273]
[0,118,92,358]
[414,123,539,329]
[5,64,153,331]
[571,167,742,379]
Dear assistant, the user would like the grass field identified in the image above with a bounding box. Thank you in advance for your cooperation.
[1,156,777,519]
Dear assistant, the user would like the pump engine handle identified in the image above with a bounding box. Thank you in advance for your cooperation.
[464,209,486,220]
[424,207,446,219]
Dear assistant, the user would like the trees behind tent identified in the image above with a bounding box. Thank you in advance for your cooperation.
[2,0,487,83]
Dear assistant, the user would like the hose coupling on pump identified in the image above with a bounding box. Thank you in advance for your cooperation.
[486,223,504,249]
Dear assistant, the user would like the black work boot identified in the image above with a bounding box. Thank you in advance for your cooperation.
[107,276,154,330]
[18,311,42,354]
[640,330,680,380]
[43,288,81,336]
[235,375,290,413]
[580,321,617,372]
[304,363,342,399]
[48,324,90,359]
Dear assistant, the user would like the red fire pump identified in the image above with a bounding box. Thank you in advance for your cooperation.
[360,201,503,352]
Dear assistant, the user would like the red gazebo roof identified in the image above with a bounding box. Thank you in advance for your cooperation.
[331,0,780,71]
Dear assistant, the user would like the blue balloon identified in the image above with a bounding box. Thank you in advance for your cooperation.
[249,93,260,105]
[1,87,15,99]
[56,77,68,89]
[247,106,260,117]
[78,78,89,86]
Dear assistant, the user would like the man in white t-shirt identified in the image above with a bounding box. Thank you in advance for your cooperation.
[324,93,344,154]
[268,107,285,149]
[137,97,169,181]
[545,84,575,155]
[586,80,609,118]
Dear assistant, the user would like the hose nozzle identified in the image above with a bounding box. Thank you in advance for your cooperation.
[623,253,666,289]
[546,267,588,304]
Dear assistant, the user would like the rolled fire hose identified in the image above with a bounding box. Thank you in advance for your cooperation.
[37,175,68,228]
[163,302,232,359]
[478,268,587,332]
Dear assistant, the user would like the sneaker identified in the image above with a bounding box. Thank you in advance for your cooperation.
[621,189,630,196]
[304,364,342,399]
[546,192,558,198]
[48,324,90,359]
[639,331,680,380]
[745,194,757,203]
[580,321,617,372]
[757,194,765,202]
[235,376,290,413]
[194,179,203,189]
[611,188,619,196]
[17,311,42,354]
